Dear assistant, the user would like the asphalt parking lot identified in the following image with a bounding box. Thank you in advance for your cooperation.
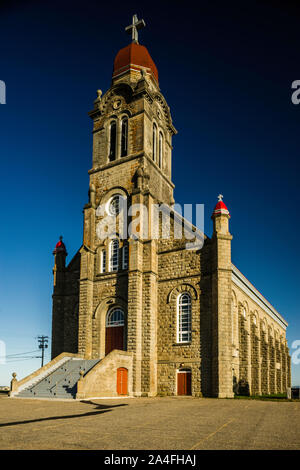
[0,395,299,450]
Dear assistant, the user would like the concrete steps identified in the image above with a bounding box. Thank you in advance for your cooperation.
[16,358,100,399]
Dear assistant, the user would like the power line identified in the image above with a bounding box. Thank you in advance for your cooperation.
[0,349,40,359]
[5,357,42,363]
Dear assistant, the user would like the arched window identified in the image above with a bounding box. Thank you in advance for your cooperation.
[121,117,128,157]
[106,307,124,327]
[108,194,122,216]
[122,244,129,269]
[109,121,117,161]
[101,249,106,273]
[152,123,157,161]
[158,132,163,168]
[109,239,119,272]
[105,306,126,355]
[177,293,192,343]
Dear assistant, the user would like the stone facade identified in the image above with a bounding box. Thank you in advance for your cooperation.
[51,40,290,398]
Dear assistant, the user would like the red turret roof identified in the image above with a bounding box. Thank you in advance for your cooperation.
[113,43,159,83]
[214,200,229,212]
[212,196,230,217]
[53,237,67,255]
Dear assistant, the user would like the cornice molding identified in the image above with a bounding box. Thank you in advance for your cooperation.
[232,264,288,330]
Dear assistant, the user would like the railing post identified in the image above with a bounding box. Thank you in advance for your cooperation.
[9,373,18,396]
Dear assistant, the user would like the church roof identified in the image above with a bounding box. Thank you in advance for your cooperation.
[113,42,159,84]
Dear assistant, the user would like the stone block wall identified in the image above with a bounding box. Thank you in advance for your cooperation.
[233,284,290,396]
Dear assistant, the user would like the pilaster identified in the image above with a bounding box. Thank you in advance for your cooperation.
[211,199,234,398]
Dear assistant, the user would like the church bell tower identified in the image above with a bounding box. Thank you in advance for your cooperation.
[87,14,177,207]
[75,15,177,396]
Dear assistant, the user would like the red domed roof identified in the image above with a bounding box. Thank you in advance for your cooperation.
[212,195,230,217]
[113,43,158,83]
[53,237,67,254]
[214,200,229,212]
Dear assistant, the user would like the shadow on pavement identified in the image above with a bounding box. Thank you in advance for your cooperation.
[0,402,128,428]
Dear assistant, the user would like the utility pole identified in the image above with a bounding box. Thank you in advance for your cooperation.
[37,336,48,367]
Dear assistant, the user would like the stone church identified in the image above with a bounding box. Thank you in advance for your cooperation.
[46,16,291,399]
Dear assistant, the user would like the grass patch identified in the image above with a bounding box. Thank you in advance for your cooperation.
[234,393,300,402]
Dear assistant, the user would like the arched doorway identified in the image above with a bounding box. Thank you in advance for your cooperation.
[117,367,128,396]
[105,307,125,355]
[177,369,192,395]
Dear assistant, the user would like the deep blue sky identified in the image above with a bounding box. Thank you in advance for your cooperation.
[0,0,299,386]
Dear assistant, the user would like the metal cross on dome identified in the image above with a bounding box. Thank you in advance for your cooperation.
[218,194,224,202]
[125,14,146,44]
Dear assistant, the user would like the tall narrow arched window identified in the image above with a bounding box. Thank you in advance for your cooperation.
[101,249,106,273]
[109,121,117,161]
[152,123,157,161]
[122,244,129,269]
[177,293,192,343]
[158,132,163,168]
[109,239,119,272]
[121,117,128,157]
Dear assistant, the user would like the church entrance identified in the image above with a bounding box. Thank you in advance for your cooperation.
[105,307,125,355]
[177,369,192,395]
[117,367,128,395]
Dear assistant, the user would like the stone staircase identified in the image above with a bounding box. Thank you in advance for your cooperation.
[16,358,100,399]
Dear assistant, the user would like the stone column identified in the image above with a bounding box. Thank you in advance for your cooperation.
[257,323,262,395]
[276,338,282,393]
[269,334,276,394]
[231,298,240,395]
[126,187,145,396]
[127,240,143,395]
[77,248,94,359]
[260,323,269,394]
[141,194,158,396]
[51,238,67,359]
[286,345,291,388]
[77,201,96,359]
[251,320,261,395]
[246,315,252,394]
[281,343,285,393]
[211,198,234,398]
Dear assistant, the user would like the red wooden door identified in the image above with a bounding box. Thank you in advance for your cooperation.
[177,371,192,395]
[105,326,124,355]
[117,367,128,396]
